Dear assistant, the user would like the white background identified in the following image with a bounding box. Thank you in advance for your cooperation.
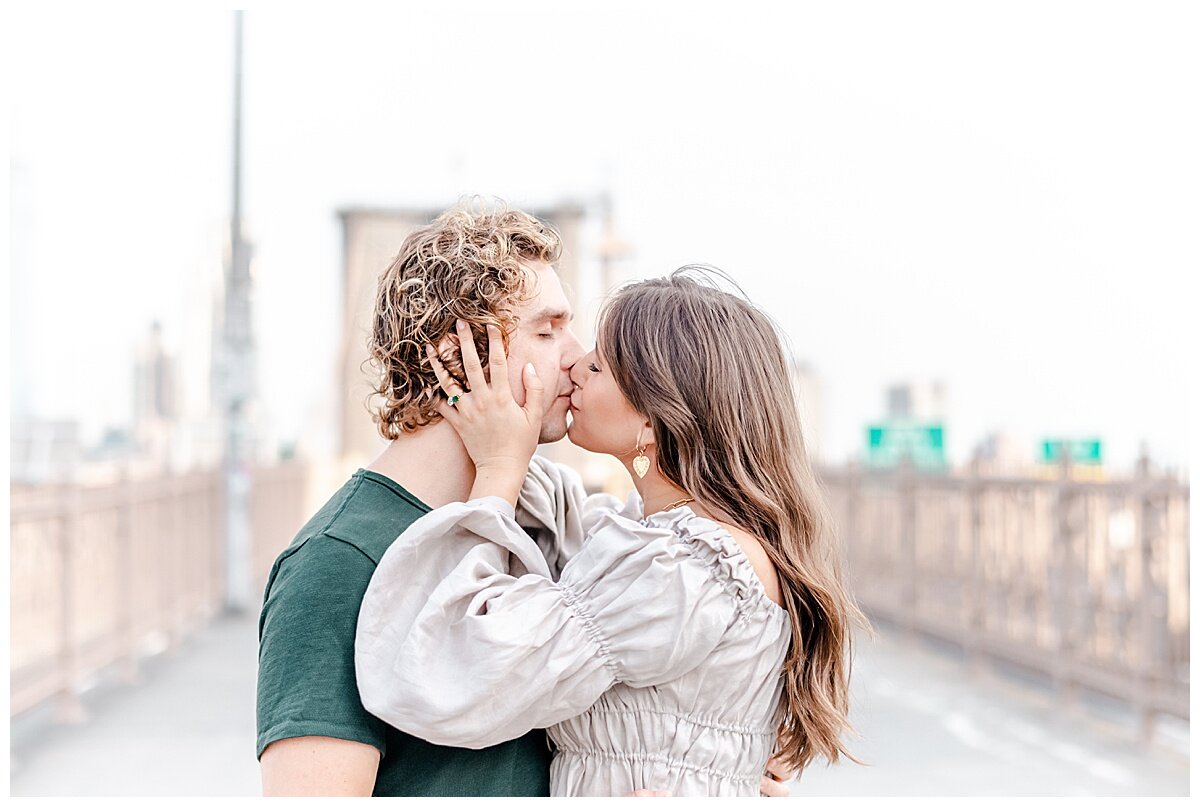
[8,1,1197,471]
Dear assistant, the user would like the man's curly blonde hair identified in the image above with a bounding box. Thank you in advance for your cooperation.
[367,202,562,439]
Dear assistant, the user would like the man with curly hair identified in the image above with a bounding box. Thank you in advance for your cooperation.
[256,203,585,796]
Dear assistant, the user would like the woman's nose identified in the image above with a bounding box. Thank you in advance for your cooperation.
[568,358,586,388]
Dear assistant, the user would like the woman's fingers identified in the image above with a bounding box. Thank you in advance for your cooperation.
[759,775,789,797]
[426,344,463,396]
[455,319,488,394]
[765,754,795,782]
[485,323,511,395]
[430,322,520,417]
[521,362,543,418]
[760,754,793,796]
[434,399,461,425]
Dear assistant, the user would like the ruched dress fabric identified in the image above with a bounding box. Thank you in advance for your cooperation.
[355,457,791,797]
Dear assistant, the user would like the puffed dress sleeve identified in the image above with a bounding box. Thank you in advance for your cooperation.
[354,500,739,749]
[514,454,630,578]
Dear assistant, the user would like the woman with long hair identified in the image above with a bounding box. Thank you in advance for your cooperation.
[355,267,867,796]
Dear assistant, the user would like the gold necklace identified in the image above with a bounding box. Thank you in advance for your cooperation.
[665,496,695,510]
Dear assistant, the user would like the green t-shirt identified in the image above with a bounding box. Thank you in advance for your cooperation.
[256,469,552,796]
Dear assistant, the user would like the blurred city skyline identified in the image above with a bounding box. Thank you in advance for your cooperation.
[9,3,1196,474]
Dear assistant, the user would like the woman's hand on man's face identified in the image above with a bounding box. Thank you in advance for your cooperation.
[426,321,544,503]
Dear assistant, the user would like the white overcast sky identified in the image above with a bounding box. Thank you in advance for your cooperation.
[8,2,1197,471]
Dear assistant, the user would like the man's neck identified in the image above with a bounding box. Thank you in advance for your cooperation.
[365,421,477,509]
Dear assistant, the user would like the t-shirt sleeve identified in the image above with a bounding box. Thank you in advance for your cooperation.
[256,536,387,759]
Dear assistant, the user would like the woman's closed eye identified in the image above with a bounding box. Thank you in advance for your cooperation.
[588,362,600,373]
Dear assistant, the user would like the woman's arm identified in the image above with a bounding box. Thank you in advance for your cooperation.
[426,320,543,507]
[515,455,629,578]
[354,501,737,748]
[429,321,627,576]
[354,498,618,749]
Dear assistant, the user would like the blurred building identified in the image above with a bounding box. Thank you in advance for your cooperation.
[12,322,222,484]
[10,418,82,484]
[336,202,602,479]
[972,430,1037,476]
[87,427,135,463]
[886,380,946,421]
[133,322,179,465]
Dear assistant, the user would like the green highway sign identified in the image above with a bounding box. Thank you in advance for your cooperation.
[1040,438,1102,465]
[865,421,947,469]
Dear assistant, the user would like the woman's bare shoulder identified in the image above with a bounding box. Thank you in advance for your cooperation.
[718,522,783,607]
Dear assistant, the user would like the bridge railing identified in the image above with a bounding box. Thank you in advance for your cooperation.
[12,457,1189,746]
[9,462,310,721]
[820,460,1190,745]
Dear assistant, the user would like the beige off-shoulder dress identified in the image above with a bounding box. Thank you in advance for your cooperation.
[354,456,791,797]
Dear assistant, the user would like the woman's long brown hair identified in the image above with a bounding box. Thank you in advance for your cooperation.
[598,266,870,772]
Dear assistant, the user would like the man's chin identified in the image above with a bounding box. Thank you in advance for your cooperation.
[537,399,572,444]
[538,425,568,444]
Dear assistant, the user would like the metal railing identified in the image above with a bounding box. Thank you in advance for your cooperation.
[820,460,1190,745]
[9,462,310,720]
[11,456,1189,747]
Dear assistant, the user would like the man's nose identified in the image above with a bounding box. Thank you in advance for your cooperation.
[561,327,585,369]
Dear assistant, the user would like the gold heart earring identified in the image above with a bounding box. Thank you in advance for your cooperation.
[633,429,651,479]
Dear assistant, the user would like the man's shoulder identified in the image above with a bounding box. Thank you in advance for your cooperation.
[275,470,431,574]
